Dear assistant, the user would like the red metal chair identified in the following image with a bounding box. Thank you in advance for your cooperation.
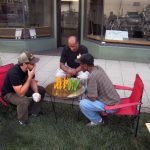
[0,63,14,106]
[105,74,144,137]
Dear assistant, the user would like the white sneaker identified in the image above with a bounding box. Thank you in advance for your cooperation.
[86,119,102,127]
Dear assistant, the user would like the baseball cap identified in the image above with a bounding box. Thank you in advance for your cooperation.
[18,51,39,64]
[76,53,94,66]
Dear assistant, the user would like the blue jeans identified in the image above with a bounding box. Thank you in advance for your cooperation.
[79,99,115,123]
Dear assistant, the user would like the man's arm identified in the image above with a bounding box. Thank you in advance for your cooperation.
[13,67,35,97]
[86,74,98,101]
[30,79,38,93]
[60,62,70,73]
[75,66,82,74]
[60,63,76,76]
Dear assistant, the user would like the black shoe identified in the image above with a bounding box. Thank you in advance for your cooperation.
[102,116,108,125]
[38,111,45,115]
[29,112,44,117]
[17,120,28,126]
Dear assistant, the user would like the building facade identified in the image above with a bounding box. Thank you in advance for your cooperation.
[0,0,150,62]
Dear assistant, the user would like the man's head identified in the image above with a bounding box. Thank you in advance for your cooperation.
[76,53,94,72]
[18,51,39,71]
[67,36,79,52]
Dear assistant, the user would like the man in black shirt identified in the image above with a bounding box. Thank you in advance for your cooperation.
[56,36,89,78]
[2,52,45,125]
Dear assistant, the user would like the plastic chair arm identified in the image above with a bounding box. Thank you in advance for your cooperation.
[114,85,133,91]
[105,102,141,110]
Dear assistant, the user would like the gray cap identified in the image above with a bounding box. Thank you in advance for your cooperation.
[18,52,39,64]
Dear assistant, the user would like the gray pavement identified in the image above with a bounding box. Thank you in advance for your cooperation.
[0,52,150,113]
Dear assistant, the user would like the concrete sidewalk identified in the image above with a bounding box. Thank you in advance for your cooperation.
[0,52,150,113]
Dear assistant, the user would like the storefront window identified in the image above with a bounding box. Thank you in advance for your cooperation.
[84,0,150,46]
[84,0,103,39]
[0,0,54,39]
[0,0,23,27]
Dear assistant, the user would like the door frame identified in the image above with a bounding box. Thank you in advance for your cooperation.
[57,0,81,47]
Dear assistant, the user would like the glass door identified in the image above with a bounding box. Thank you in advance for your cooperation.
[57,0,80,46]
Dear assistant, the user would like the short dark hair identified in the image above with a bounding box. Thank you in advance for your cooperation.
[76,53,94,66]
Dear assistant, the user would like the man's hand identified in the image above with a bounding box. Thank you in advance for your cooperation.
[86,94,97,101]
[60,63,77,77]
[67,69,77,76]
[13,67,36,97]
[28,66,35,80]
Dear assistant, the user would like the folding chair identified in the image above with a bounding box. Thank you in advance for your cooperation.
[0,63,14,106]
[105,74,144,137]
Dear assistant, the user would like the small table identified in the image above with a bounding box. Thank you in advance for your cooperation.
[46,83,85,122]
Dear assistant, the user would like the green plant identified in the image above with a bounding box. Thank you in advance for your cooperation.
[67,78,79,91]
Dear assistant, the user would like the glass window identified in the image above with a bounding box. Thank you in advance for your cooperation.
[84,0,103,40]
[24,0,54,38]
[0,0,24,27]
[61,0,79,45]
[84,0,150,46]
[0,0,54,39]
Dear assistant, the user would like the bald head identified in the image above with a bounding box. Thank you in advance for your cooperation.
[67,36,79,52]
[68,36,77,44]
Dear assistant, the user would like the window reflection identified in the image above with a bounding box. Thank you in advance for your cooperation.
[84,0,150,46]
[84,0,103,37]
[0,0,54,39]
[104,0,150,40]
[61,0,79,45]
[0,0,23,27]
